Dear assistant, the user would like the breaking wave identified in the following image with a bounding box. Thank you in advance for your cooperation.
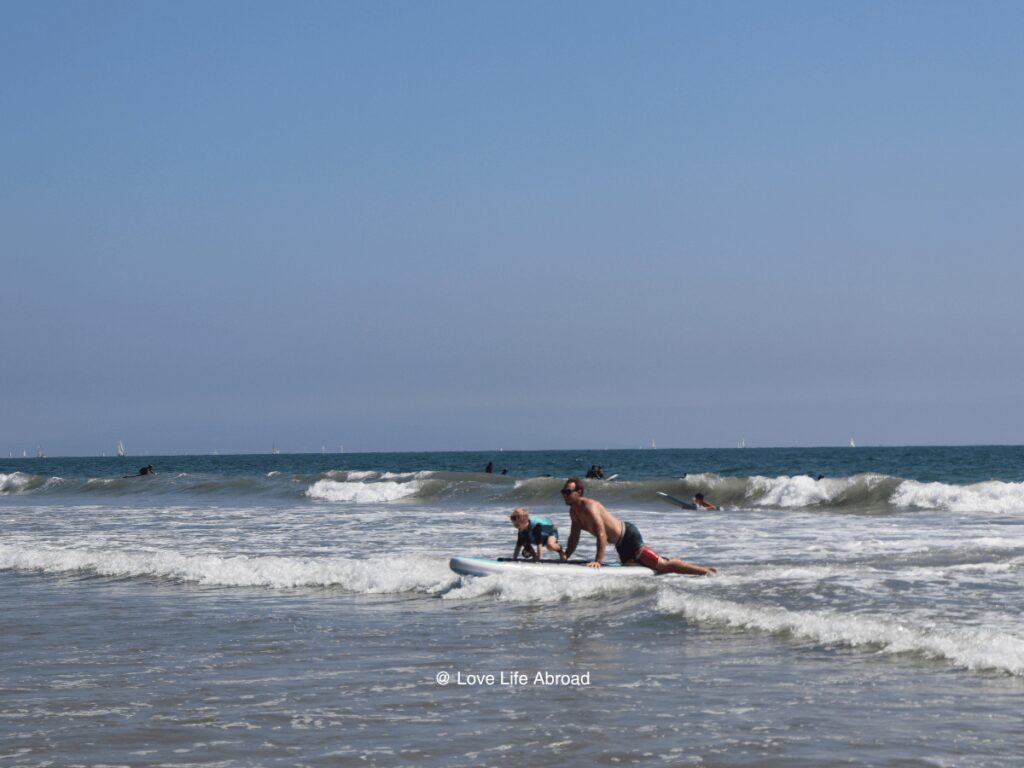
[0,542,456,594]
[3,467,1024,514]
[656,590,1024,677]
[306,479,422,503]
[891,479,1024,515]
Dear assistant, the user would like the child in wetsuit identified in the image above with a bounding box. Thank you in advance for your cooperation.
[510,507,565,561]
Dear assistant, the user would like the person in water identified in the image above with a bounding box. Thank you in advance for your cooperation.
[694,493,716,510]
[510,507,564,561]
[560,478,717,575]
[484,461,494,474]
[123,465,155,479]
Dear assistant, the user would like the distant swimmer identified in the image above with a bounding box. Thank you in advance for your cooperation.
[585,465,598,479]
[123,465,155,478]
[694,493,717,510]
[484,461,494,474]
[500,468,508,475]
[561,478,717,575]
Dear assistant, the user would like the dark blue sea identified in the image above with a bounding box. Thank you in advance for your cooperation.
[2,446,1022,766]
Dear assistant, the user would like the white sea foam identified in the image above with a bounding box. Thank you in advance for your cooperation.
[336,470,378,481]
[746,473,891,508]
[0,543,455,593]
[380,471,433,481]
[656,591,1024,676]
[1,472,34,494]
[444,571,657,603]
[747,474,833,507]
[306,479,420,503]
[892,479,1024,514]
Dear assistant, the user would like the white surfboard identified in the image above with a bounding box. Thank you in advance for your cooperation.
[449,556,653,578]
[656,491,697,510]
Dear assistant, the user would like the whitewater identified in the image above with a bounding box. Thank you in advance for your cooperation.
[2,446,1023,766]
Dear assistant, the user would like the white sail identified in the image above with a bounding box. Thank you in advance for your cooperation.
[117,440,126,457]
[849,438,856,448]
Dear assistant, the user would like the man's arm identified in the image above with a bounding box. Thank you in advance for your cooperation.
[564,520,581,559]
[584,503,607,568]
[590,526,607,568]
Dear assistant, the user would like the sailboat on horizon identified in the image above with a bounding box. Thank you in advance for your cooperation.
[849,438,856,448]
[117,440,126,457]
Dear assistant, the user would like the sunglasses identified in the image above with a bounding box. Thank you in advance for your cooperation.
[560,488,577,496]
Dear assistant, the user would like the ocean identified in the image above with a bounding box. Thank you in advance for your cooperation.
[2,446,1022,767]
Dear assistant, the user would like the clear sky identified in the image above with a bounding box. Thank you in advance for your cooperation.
[3,1,1022,455]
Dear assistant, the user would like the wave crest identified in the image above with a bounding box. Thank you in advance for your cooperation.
[0,543,455,593]
[656,591,1024,676]
[306,479,421,503]
[892,479,1024,514]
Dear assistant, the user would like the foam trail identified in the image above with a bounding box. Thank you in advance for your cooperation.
[656,591,1024,676]
[444,571,658,604]
[0,543,455,594]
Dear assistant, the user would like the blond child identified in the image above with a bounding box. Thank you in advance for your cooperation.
[510,507,564,561]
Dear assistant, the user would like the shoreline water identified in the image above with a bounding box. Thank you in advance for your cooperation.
[2,446,1022,766]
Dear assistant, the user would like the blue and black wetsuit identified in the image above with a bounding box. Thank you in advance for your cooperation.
[517,516,559,550]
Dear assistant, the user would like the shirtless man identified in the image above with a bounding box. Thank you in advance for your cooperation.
[560,478,717,575]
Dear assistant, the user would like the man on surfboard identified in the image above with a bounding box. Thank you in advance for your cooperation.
[560,478,717,575]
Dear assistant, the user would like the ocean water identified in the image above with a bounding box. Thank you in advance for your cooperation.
[2,447,1023,767]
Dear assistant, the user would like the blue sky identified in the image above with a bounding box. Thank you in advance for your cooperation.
[3,1,1022,454]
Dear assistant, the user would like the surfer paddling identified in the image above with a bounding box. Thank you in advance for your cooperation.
[694,493,717,510]
[560,478,717,575]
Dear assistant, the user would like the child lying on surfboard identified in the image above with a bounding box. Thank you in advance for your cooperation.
[510,507,566,561]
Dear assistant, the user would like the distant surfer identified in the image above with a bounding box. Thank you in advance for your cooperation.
[694,493,717,510]
[123,465,154,478]
[560,478,717,575]
[484,461,494,474]
[509,507,564,561]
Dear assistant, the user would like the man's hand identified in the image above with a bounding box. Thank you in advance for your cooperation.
[586,561,602,569]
